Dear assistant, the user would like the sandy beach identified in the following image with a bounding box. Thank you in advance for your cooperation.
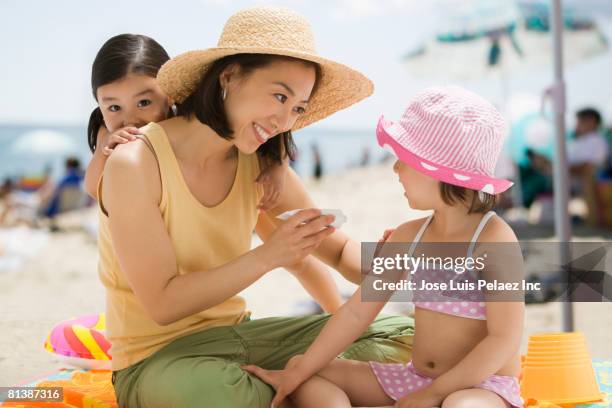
[1,161,611,387]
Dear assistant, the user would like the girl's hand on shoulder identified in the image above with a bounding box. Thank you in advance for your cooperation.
[394,385,444,408]
[256,163,287,211]
[241,364,305,408]
[103,126,142,156]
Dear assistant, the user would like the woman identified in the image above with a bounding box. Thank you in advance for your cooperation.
[99,7,414,407]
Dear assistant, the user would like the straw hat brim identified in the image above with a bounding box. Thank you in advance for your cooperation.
[158,46,374,130]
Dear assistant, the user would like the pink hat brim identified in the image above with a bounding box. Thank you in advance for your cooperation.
[376,115,514,195]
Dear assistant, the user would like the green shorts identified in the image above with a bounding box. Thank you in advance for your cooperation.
[113,314,414,407]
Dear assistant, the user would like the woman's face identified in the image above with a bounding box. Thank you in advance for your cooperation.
[221,59,316,154]
[96,73,171,132]
[393,159,440,210]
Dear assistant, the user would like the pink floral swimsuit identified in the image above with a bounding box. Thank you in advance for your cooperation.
[369,211,523,407]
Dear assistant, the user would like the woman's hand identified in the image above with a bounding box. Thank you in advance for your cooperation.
[394,385,444,408]
[258,209,335,269]
[102,126,142,155]
[241,364,305,408]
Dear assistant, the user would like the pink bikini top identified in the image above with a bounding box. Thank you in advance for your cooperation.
[409,211,496,321]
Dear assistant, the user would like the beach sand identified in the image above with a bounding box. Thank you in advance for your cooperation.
[1,161,610,387]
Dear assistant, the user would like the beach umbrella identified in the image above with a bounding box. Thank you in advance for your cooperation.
[403,0,608,80]
[9,129,80,182]
[10,129,77,156]
[402,0,600,331]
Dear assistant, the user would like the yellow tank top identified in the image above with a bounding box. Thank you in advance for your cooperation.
[97,122,262,371]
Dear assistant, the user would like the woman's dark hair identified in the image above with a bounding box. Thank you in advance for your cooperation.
[177,53,322,166]
[87,34,170,153]
[439,182,497,214]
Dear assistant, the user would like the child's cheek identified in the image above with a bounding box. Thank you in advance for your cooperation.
[100,114,118,133]
[400,178,413,196]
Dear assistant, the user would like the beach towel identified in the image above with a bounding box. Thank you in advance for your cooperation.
[0,369,117,408]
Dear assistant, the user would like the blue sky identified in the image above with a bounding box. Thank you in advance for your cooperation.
[1,0,611,129]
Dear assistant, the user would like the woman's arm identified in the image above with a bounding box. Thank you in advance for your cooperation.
[255,211,343,313]
[263,167,362,284]
[103,141,335,326]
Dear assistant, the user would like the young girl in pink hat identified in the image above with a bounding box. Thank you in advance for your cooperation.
[244,86,524,408]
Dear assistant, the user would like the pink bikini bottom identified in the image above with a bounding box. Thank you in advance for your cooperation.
[369,361,523,407]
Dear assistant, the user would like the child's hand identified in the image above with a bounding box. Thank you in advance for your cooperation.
[241,364,305,408]
[256,163,287,211]
[102,126,142,156]
[379,228,395,243]
[394,386,444,408]
[374,228,396,258]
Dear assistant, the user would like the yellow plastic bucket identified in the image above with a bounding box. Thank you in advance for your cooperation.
[521,332,603,405]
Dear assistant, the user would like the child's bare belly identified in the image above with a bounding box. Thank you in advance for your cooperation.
[412,308,520,378]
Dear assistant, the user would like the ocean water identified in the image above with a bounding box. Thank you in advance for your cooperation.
[0,124,389,182]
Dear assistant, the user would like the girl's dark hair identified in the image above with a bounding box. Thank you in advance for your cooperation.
[87,34,170,153]
[176,53,322,166]
[439,183,497,214]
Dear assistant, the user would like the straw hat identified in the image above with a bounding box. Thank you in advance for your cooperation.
[158,6,374,130]
[377,86,513,194]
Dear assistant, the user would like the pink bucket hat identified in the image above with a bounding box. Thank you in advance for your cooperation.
[377,86,513,195]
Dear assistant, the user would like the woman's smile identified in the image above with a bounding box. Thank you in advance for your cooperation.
[252,122,272,144]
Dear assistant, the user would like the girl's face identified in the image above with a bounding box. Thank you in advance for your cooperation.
[220,59,316,154]
[393,159,441,210]
[96,73,170,132]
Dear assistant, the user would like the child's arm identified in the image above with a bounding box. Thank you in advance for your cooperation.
[290,285,385,373]
[84,127,111,199]
[254,211,343,313]
[244,287,387,407]
[84,126,141,199]
[243,230,407,407]
[256,155,289,211]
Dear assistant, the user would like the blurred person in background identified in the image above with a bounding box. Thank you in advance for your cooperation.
[312,143,323,181]
[38,156,87,230]
[523,108,609,225]
[0,178,15,225]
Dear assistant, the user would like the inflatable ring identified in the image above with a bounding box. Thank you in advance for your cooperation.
[44,313,111,370]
